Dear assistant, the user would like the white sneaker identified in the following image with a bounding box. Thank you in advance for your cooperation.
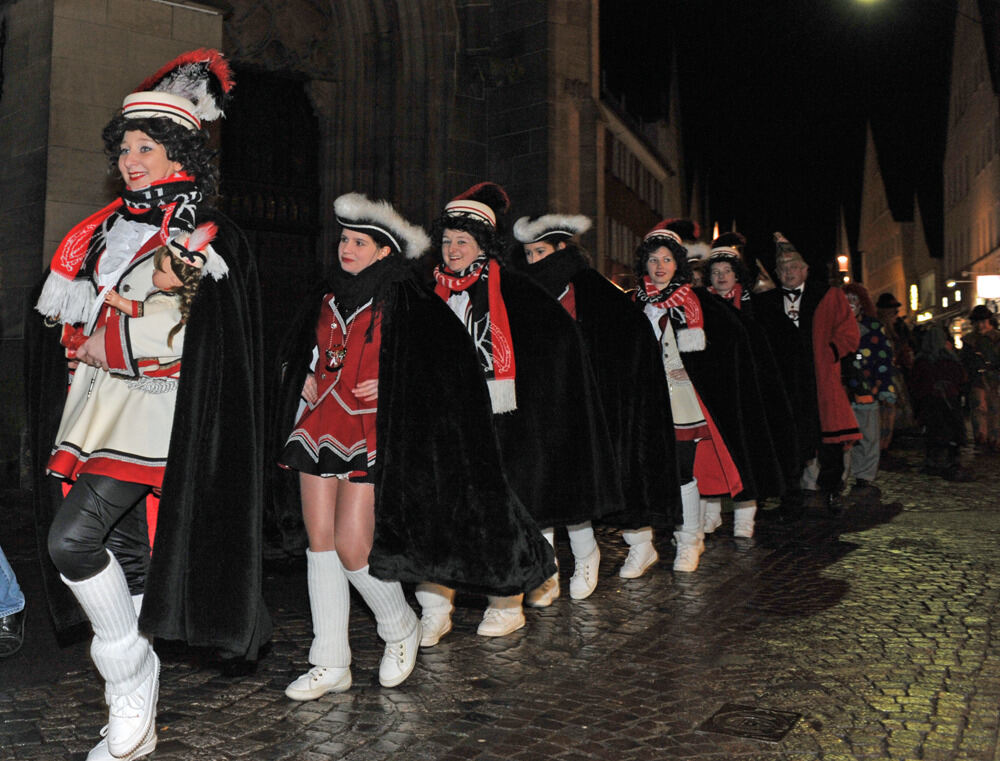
[702,513,722,535]
[379,621,420,687]
[285,665,352,700]
[419,612,453,647]
[87,722,156,761]
[525,573,560,607]
[618,541,659,579]
[476,606,525,637]
[105,653,159,759]
[569,545,600,600]
[733,520,755,538]
[673,544,699,573]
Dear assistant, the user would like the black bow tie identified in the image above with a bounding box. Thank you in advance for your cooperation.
[783,287,802,300]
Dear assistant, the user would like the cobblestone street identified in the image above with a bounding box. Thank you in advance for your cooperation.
[2,439,999,760]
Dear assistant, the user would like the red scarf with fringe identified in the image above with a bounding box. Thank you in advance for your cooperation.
[433,258,516,388]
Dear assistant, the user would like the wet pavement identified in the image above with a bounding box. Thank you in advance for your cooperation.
[2,438,1000,760]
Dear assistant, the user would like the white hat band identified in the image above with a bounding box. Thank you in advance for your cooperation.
[444,199,496,228]
[122,92,201,131]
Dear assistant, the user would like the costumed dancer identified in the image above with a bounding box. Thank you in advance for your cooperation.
[416,183,620,642]
[753,233,860,518]
[32,50,268,761]
[633,221,768,572]
[703,234,796,539]
[512,213,678,583]
[841,283,897,504]
[276,193,555,695]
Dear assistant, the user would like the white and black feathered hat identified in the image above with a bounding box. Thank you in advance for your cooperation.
[335,192,431,260]
[707,232,746,266]
[122,49,235,131]
[513,214,592,244]
[165,222,228,280]
[443,182,510,229]
[643,219,684,246]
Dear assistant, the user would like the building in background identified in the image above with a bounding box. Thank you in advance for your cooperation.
[942,0,1000,336]
[858,123,939,323]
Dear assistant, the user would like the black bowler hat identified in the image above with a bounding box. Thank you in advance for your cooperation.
[876,293,902,309]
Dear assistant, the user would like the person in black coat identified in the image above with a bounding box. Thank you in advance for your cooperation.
[415,184,621,643]
[28,50,268,761]
[512,213,678,583]
[633,221,775,571]
[703,235,796,538]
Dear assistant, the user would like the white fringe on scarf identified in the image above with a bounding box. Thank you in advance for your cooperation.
[488,378,517,414]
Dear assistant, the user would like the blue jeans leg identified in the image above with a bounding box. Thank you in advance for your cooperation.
[0,545,25,618]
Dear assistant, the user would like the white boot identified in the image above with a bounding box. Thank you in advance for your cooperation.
[286,550,352,700]
[567,521,600,599]
[62,551,158,760]
[619,527,659,578]
[477,594,525,637]
[674,480,701,573]
[733,500,757,538]
[701,498,722,535]
[345,566,420,687]
[415,582,455,646]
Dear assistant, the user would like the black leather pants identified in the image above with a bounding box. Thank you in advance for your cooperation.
[48,474,151,594]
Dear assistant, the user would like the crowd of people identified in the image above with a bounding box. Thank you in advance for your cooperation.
[19,47,999,761]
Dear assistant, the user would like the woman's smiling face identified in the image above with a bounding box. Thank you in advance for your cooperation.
[117,130,183,190]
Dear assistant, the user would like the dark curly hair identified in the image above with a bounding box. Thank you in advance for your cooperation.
[428,213,507,265]
[102,114,219,198]
[634,235,692,285]
[706,254,753,292]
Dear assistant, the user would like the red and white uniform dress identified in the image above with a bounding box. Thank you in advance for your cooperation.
[47,252,185,491]
[279,295,382,479]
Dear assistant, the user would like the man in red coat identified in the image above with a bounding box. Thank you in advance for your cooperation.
[754,233,861,516]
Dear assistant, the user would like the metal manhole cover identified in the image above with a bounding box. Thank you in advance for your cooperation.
[698,703,801,742]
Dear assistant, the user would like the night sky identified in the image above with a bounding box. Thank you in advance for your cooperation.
[601,0,957,273]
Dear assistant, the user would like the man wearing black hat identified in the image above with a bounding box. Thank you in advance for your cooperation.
[754,234,860,517]
[961,304,1000,450]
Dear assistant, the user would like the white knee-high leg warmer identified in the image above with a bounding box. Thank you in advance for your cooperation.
[622,526,654,546]
[61,551,154,697]
[567,521,597,558]
[679,480,701,536]
[415,582,455,617]
[344,565,417,644]
[485,594,524,611]
[306,549,352,668]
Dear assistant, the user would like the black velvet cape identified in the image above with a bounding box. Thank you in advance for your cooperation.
[753,282,825,469]
[26,210,271,660]
[673,289,787,502]
[524,264,679,529]
[272,276,557,596]
[713,295,799,497]
[489,267,624,526]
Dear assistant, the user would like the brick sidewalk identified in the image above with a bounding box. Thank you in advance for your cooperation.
[2,443,999,760]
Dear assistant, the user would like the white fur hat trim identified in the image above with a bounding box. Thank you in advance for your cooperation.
[513,214,592,243]
[335,192,431,260]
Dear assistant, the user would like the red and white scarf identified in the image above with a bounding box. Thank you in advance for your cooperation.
[36,173,201,324]
[434,257,517,413]
[637,276,706,352]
